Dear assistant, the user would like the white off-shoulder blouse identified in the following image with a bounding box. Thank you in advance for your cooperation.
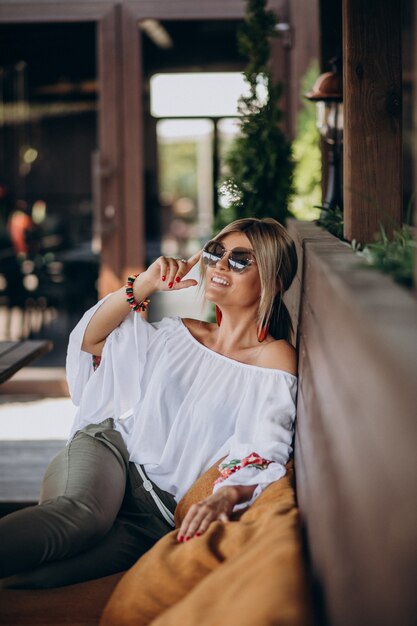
[66,298,298,509]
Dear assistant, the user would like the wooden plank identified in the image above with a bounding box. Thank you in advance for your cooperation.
[298,301,417,625]
[0,2,110,21]
[305,240,417,381]
[97,6,125,296]
[121,5,145,278]
[0,341,53,384]
[0,441,65,503]
[126,0,286,20]
[342,0,402,243]
[287,218,337,242]
[414,0,417,293]
[293,238,417,625]
[302,244,417,479]
[295,345,356,626]
[285,218,341,348]
[0,0,286,22]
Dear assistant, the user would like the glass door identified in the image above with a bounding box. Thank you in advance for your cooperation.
[0,22,98,359]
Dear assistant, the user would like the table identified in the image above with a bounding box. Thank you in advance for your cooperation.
[0,340,53,384]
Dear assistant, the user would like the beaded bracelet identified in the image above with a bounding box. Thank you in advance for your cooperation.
[125,273,151,312]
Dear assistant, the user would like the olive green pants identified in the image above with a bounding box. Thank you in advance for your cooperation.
[0,419,176,589]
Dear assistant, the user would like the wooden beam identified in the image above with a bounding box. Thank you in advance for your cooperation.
[413,0,417,293]
[285,220,417,625]
[342,0,402,243]
[0,341,52,384]
[121,5,145,278]
[125,0,285,20]
[97,6,125,295]
[0,2,110,22]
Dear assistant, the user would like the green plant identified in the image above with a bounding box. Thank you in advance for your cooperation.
[215,0,293,230]
[316,198,415,289]
[352,221,415,288]
[316,204,345,240]
[289,62,322,221]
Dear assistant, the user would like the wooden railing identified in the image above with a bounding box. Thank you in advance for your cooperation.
[284,218,417,626]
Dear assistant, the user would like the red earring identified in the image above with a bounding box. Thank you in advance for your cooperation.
[257,323,269,343]
[215,305,222,326]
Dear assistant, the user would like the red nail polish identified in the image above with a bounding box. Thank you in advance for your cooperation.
[196,532,202,537]
[162,276,166,281]
[175,276,181,283]
[178,535,184,542]
[168,282,173,289]
[185,536,191,542]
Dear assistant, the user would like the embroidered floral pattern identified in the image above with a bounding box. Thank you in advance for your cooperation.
[214,452,272,486]
[92,354,101,371]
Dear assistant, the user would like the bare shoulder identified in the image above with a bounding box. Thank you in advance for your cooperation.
[181,317,214,340]
[258,339,298,375]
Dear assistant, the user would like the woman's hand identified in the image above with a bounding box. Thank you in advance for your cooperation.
[135,250,202,296]
[82,250,202,356]
[177,484,257,542]
[177,487,239,543]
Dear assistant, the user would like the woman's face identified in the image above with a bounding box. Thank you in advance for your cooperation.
[204,231,262,310]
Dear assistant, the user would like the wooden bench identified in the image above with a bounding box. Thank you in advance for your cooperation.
[1,220,416,625]
[0,341,53,385]
[286,219,417,626]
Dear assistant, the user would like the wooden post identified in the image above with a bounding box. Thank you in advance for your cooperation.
[413,0,417,293]
[97,6,125,295]
[342,0,402,244]
[97,5,145,296]
[121,6,146,279]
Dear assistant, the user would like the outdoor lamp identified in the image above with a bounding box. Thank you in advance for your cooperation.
[305,61,343,219]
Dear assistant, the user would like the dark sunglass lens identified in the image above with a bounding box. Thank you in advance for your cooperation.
[229,257,250,272]
[202,241,224,266]
[229,250,253,272]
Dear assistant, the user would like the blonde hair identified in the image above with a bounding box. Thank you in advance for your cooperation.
[201,217,298,342]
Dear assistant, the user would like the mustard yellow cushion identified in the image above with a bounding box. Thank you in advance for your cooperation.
[100,459,313,626]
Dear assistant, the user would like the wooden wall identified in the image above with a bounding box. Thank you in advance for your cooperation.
[285,218,417,626]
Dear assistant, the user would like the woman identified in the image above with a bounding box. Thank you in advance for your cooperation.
[0,217,298,588]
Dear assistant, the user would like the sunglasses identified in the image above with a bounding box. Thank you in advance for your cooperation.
[202,240,256,273]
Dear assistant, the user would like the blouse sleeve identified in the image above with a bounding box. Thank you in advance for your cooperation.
[66,295,157,440]
[211,373,297,511]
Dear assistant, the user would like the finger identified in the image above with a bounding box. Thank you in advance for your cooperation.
[173,259,189,284]
[158,257,168,283]
[166,259,179,289]
[182,504,230,541]
[178,503,207,540]
[193,516,214,537]
[185,249,203,269]
[184,511,213,541]
[173,279,198,290]
[173,251,202,286]
[194,509,229,537]
[178,507,199,540]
